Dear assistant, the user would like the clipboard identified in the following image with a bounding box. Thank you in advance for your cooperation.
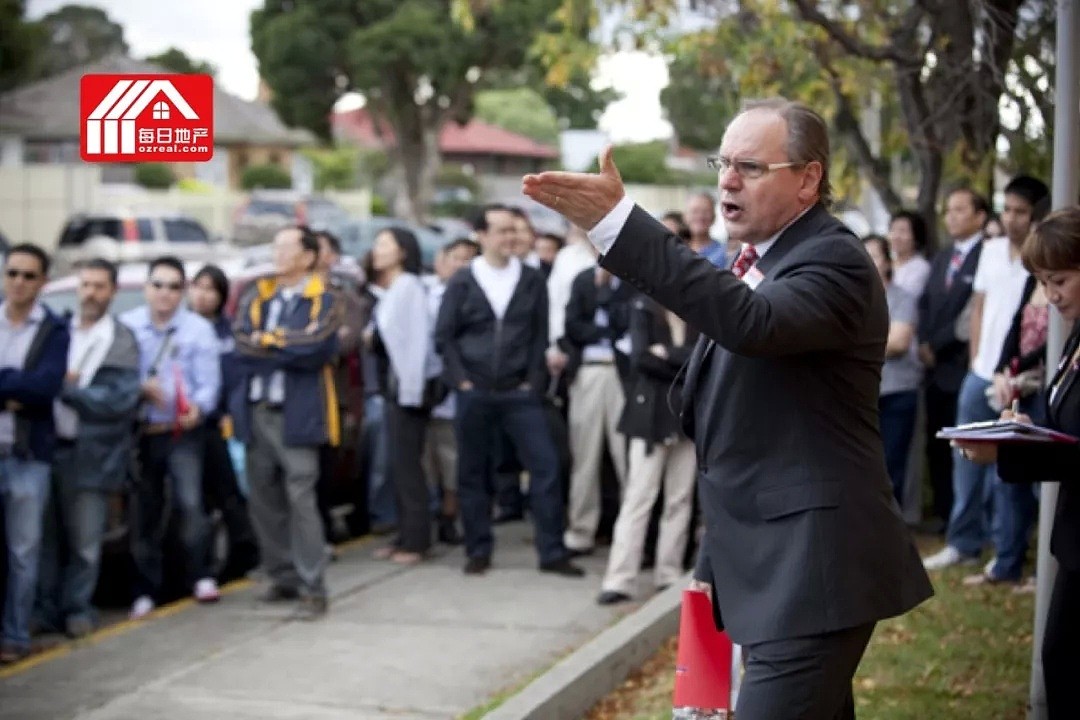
[936,420,1078,445]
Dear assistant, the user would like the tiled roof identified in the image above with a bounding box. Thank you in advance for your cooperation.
[0,54,316,147]
[332,107,558,159]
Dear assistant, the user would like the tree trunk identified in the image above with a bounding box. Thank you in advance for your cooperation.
[393,124,440,224]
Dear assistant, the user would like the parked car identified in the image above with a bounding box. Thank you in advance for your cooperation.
[231,191,349,247]
[52,211,240,276]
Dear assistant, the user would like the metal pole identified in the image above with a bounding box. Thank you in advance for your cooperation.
[1029,2,1080,717]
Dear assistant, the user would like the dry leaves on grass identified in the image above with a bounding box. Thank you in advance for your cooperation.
[585,636,679,720]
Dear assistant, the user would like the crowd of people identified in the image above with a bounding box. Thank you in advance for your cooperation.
[0,171,1058,671]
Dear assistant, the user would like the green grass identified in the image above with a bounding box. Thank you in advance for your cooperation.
[586,537,1036,720]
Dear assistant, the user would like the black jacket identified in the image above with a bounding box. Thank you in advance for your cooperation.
[561,267,634,384]
[918,241,984,393]
[617,295,699,449]
[998,319,1080,571]
[435,262,548,392]
[601,203,932,645]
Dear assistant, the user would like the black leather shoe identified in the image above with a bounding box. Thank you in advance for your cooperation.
[258,585,300,603]
[438,516,463,545]
[567,547,593,558]
[463,556,491,575]
[492,509,524,524]
[539,558,585,577]
[596,591,632,606]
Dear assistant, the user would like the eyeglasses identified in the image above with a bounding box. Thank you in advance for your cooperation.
[706,156,804,179]
[149,280,184,292]
[5,269,41,281]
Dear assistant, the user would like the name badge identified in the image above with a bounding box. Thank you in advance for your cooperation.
[742,266,765,290]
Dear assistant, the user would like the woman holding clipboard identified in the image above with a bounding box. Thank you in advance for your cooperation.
[954,207,1080,720]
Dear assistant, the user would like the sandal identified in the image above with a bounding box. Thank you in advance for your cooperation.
[373,545,399,560]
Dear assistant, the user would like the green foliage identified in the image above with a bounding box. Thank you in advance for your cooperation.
[176,177,214,194]
[144,47,216,76]
[436,163,480,196]
[474,88,560,144]
[134,163,175,190]
[241,163,291,190]
[370,194,390,216]
[587,141,673,185]
[31,4,128,79]
[0,1,47,92]
[303,147,359,191]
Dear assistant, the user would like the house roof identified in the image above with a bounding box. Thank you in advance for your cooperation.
[0,54,316,147]
[332,107,558,160]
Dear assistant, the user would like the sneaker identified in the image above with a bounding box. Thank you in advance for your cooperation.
[65,615,95,639]
[0,643,30,665]
[193,578,221,604]
[922,545,980,571]
[129,595,155,620]
[596,590,632,606]
[290,595,328,621]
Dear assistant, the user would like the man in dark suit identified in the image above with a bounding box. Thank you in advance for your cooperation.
[916,188,986,539]
[523,97,932,719]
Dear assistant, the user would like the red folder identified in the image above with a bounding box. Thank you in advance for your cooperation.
[673,589,734,713]
[174,365,190,438]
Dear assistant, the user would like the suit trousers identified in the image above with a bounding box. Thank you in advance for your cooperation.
[601,437,695,595]
[245,404,327,597]
[924,383,958,525]
[1044,565,1080,720]
[564,364,627,551]
[737,622,875,720]
[385,400,432,554]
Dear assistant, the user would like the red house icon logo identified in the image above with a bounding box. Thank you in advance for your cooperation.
[80,74,214,163]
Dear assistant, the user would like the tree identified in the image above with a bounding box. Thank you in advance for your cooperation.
[251,0,567,223]
[32,4,127,79]
[0,1,46,92]
[134,163,176,189]
[144,47,216,76]
[474,87,560,144]
[586,141,673,184]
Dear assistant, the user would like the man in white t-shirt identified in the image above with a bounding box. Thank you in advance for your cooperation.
[923,175,1050,576]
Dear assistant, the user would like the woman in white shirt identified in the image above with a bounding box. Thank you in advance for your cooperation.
[370,228,442,564]
[889,211,932,299]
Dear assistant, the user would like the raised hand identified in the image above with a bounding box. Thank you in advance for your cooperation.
[522,145,626,231]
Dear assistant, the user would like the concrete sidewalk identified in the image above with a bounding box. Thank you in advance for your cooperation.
[0,523,649,720]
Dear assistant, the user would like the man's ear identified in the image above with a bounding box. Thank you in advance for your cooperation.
[799,161,824,204]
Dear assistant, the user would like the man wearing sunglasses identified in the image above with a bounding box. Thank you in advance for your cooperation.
[0,244,69,664]
[120,256,221,620]
[524,98,932,719]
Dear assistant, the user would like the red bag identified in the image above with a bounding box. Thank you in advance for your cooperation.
[672,589,734,718]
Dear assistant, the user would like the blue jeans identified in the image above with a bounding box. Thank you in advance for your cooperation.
[455,389,566,565]
[987,393,1044,581]
[131,429,210,599]
[879,390,918,504]
[0,455,51,650]
[947,373,998,558]
[364,394,396,528]
[36,444,109,630]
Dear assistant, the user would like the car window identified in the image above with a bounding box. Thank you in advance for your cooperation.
[163,219,210,244]
[136,218,155,241]
[59,218,123,247]
[245,200,294,217]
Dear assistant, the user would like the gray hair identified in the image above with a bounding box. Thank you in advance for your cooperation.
[739,97,833,207]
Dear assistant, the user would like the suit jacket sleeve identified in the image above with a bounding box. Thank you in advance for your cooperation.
[529,278,550,390]
[564,274,603,348]
[435,276,467,388]
[601,205,873,357]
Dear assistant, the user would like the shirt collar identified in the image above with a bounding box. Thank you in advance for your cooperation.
[953,232,982,255]
[0,302,46,328]
[743,206,814,260]
[137,305,183,331]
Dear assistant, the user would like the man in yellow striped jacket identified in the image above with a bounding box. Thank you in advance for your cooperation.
[231,226,343,621]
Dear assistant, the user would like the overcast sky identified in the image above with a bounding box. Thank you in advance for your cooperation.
[27,0,674,142]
